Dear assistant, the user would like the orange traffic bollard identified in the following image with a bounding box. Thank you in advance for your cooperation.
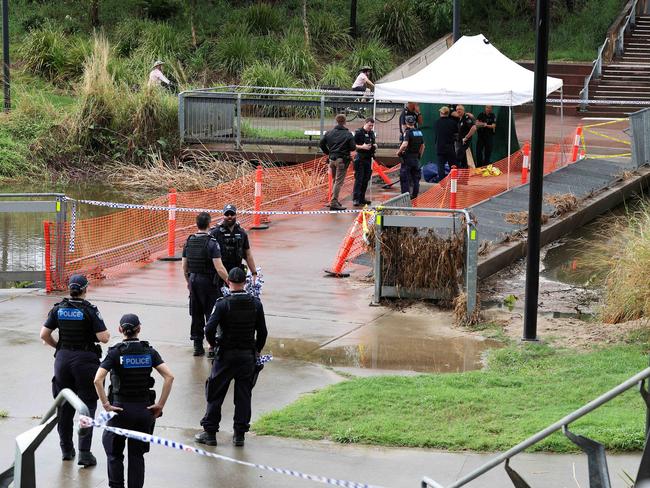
[571,126,583,162]
[324,211,364,277]
[372,159,393,185]
[251,165,269,230]
[449,166,458,209]
[159,188,182,261]
[521,142,530,184]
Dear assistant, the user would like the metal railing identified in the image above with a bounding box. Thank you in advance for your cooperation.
[372,194,478,317]
[178,86,404,150]
[580,0,648,111]
[0,389,91,488]
[422,367,650,488]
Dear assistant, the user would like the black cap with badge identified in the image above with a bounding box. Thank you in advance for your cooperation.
[68,274,88,291]
[119,313,141,332]
[223,204,236,215]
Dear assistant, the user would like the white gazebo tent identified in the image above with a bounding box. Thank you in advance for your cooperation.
[374,34,564,186]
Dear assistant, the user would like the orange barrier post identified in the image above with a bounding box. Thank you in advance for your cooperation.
[159,188,182,261]
[571,126,583,162]
[449,166,458,209]
[372,159,393,185]
[521,142,530,184]
[43,221,52,293]
[251,165,269,230]
[325,211,364,278]
[327,165,333,204]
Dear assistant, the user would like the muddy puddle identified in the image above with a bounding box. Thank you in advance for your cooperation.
[265,335,501,374]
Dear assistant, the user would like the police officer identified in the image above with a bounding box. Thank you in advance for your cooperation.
[194,267,268,447]
[182,212,228,357]
[210,204,257,280]
[397,115,425,199]
[94,314,174,488]
[40,274,110,466]
[352,117,377,207]
[476,105,497,166]
[434,106,457,182]
[399,101,423,141]
[453,105,477,168]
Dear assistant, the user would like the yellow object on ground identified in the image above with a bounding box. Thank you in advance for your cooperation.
[474,164,502,177]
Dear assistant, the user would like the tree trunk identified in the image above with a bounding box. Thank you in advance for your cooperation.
[90,0,100,28]
[302,0,310,47]
[189,0,198,47]
[350,0,357,38]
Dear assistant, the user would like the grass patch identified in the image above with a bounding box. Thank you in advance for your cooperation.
[254,344,648,452]
[241,123,306,140]
[0,410,7,418]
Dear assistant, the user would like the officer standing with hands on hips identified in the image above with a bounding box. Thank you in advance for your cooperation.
[195,267,268,448]
[94,313,174,488]
[210,204,257,283]
[40,274,110,466]
[183,212,229,357]
[397,115,425,199]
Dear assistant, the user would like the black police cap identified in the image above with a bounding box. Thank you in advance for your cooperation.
[223,204,236,215]
[68,274,88,291]
[120,313,141,331]
[405,115,416,125]
[228,267,247,284]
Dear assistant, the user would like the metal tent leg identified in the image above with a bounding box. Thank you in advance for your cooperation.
[563,426,611,488]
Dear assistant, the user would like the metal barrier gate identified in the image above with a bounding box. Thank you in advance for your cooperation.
[0,193,67,288]
[372,193,478,317]
[631,107,650,167]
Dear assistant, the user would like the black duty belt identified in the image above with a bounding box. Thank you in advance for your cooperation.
[113,394,151,403]
[59,344,96,351]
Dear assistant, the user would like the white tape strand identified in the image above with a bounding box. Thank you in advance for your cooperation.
[80,412,385,488]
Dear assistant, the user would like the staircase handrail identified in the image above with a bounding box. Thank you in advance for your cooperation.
[421,366,650,487]
[579,0,648,111]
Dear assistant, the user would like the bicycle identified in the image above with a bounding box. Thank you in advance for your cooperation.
[344,101,398,123]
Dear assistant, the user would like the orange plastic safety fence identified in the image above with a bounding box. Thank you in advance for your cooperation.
[45,157,400,290]
[332,136,577,274]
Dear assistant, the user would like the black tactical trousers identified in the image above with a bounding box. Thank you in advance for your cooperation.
[52,349,99,452]
[201,350,256,433]
[102,402,155,488]
[476,136,494,166]
[189,273,220,341]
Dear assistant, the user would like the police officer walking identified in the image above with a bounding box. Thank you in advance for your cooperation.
[94,314,174,488]
[183,212,228,357]
[210,204,257,279]
[194,267,268,447]
[476,105,497,166]
[352,117,377,207]
[397,115,425,199]
[40,274,110,466]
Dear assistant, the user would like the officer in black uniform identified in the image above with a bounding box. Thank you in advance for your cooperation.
[352,117,377,206]
[210,204,257,278]
[40,274,110,466]
[453,105,477,168]
[182,212,229,357]
[476,105,497,166]
[399,102,423,141]
[94,313,174,488]
[194,267,268,447]
[397,115,426,199]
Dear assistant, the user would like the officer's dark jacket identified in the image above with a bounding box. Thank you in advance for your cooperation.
[319,125,355,161]
[354,128,376,159]
[205,292,267,352]
[44,298,106,348]
[101,339,163,402]
[402,128,424,156]
[399,108,421,133]
[184,233,217,274]
[477,112,497,137]
[455,114,475,140]
[435,117,458,151]
[210,223,249,270]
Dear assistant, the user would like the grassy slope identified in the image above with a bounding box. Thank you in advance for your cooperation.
[254,343,648,452]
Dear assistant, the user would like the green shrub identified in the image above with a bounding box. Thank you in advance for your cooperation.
[253,36,282,63]
[307,12,351,53]
[244,3,284,35]
[416,0,453,39]
[278,30,316,81]
[240,61,300,88]
[136,21,190,61]
[369,0,424,52]
[19,27,91,84]
[136,0,182,21]
[346,38,394,80]
[319,63,351,89]
[217,32,256,76]
[114,18,150,57]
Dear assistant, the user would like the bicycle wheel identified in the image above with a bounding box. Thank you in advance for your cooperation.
[346,108,359,121]
[375,107,398,123]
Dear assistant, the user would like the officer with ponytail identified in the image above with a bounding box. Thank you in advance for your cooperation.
[40,274,110,466]
[94,314,174,488]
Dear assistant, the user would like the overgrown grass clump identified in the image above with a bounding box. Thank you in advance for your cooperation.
[254,343,648,452]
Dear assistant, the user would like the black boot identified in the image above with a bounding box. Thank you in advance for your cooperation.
[61,447,76,461]
[193,339,205,356]
[77,450,97,467]
[194,430,217,446]
[233,431,245,447]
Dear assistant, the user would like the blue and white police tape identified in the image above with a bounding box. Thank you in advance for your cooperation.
[257,353,273,366]
[64,197,365,215]
[222,267,264,298]
[79,409,384,488]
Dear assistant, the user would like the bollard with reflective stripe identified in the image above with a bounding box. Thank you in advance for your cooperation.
[43,221,52,293]
[372,160,393,185]
[521,142,530,184]
[158,188,182,261]
[571,126,583,162]
[324,211,364,277]
[251,165,269,230]
[449,166,458,209]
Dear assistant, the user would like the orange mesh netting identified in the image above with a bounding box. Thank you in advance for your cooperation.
[45,157,400,290]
